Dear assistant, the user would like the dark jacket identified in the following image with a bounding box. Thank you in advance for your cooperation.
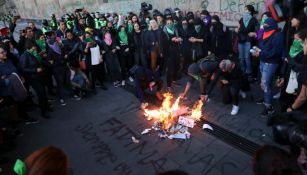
[238,17,258,43]
[19,51,44,80]
[259,30,284,64]
[131,31,146,52]
[178,25,193,55]
[209,23,231,58]
[145,28,166,54]
[0,59,18,95]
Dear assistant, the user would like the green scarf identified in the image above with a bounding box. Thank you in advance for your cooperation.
[260,17,266,27]
[195,25,201,33]
[119,31,128,45]
[13,159,26,175]
[289,39,304,58]
[100,20,107,27]
[36,39,46,52]
[84,37,94,43]
[27,49,43,63]
[166,24,175,35]
[128,24,133,33]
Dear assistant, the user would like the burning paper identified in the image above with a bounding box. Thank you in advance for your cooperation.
[143,93,204,140]
[178,116,195,128]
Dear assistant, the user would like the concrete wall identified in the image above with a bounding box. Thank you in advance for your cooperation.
[8,0,267,26]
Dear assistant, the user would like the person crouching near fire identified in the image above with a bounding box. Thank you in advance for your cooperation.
[180,55,219,102]
[130,65,163,108]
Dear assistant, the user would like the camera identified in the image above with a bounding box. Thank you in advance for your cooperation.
[139,2,153,29]
[141,2,152,12]
[268,112,307,149]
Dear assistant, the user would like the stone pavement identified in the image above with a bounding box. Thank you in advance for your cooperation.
[1,74,278,175]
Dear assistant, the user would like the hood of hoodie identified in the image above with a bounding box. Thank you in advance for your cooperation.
[264,17,278,32]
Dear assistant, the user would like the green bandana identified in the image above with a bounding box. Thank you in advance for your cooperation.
[195,25,201,33]
[36,39,46,52]
[13,159,26,175]
[128,24,133,33]
[84,37,94,43]
[66,21,74,29]
[27,49,43,63]
[166,24,175,35]
[100,20,107,27]
[260,17,266,26]
[119,31,128,45]
[289,39,304,58]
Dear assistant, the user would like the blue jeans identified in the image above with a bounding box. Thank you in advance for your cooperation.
[260,62,278,107]
[238,42,252,74]
[72,73,86,89]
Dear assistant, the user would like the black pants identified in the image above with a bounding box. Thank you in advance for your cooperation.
[134,49,148,68]
[29,79,49,116]
[52,66,69,99]
[221,82,240,106]
[166,52,179,87]
[119,53,133,79]
[89,63,105,90]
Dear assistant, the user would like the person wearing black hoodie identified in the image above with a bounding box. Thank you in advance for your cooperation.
[131,22,148,68]
[189,18,205,62]
[178,18,193,72]
[209,15,231,60]
[254,17,284,116]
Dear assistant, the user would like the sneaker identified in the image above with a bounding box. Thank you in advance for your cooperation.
[73,95,81,101]
[24,117,39,125]
[261,106,275,117]
[121,80,126,86]
[239,91,247,99]
[129,76,134,82]
[60,99,66,106]
[113,81,120,87]
[273,92,281,99]
[231,105,239,115]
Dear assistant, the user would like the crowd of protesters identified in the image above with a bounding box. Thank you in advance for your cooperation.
[0,3,307,173]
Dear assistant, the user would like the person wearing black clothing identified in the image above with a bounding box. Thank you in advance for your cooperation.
[216,59,247,115]
[180,55,219,102]
[236,5,258,76]
[209,15,231,59]
[19,40,50,118]
[130,65,163,106]
[56,20,67,39]
[101,30,122,87]
[131,22,148,68]
[28,22,43,38]
[145,20,166,72]
[162,17,182,91]
[63,30,81,66]
[189,18,205,62]
[178,18,193,72]
[83,32,107,92]
[200,10,211,57]
[46,32,69,106]
[17,27,35,53]
[117,25,133,86]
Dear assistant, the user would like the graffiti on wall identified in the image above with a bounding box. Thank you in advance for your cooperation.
[12,0,266,26]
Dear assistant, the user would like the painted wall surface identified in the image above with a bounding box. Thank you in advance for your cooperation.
[11,0,267,26]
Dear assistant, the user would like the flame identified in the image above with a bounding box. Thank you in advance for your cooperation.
[143,93,203,130]
[190,100,203,121]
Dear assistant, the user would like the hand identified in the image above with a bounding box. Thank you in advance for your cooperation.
[254,51,260,57]
[37,67,43,73]
[49,60,54,64]
[101,50,106,54]
[0,98,3,103]
[221,80,229,84]
[160,53,163,58]
[177,37,183,42]
[86,42,92,48]
[189,37,195,43]
[171,37,177,42]
[112,49,116,53]
[125,48,129,52]
[304,38,307,55]
[116,46,120,50]
[64,55,68,59]
[200,95,208,102]
[149,81,155,91]
[99,58,103,63]
[287,108,293,112]
[141,102,148,110]
[276,78,284,87]
[248,32,257,37]
[235,27,239,33]
[180,93,187,99]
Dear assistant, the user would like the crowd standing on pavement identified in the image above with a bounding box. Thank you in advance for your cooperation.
[0,3,307,175]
